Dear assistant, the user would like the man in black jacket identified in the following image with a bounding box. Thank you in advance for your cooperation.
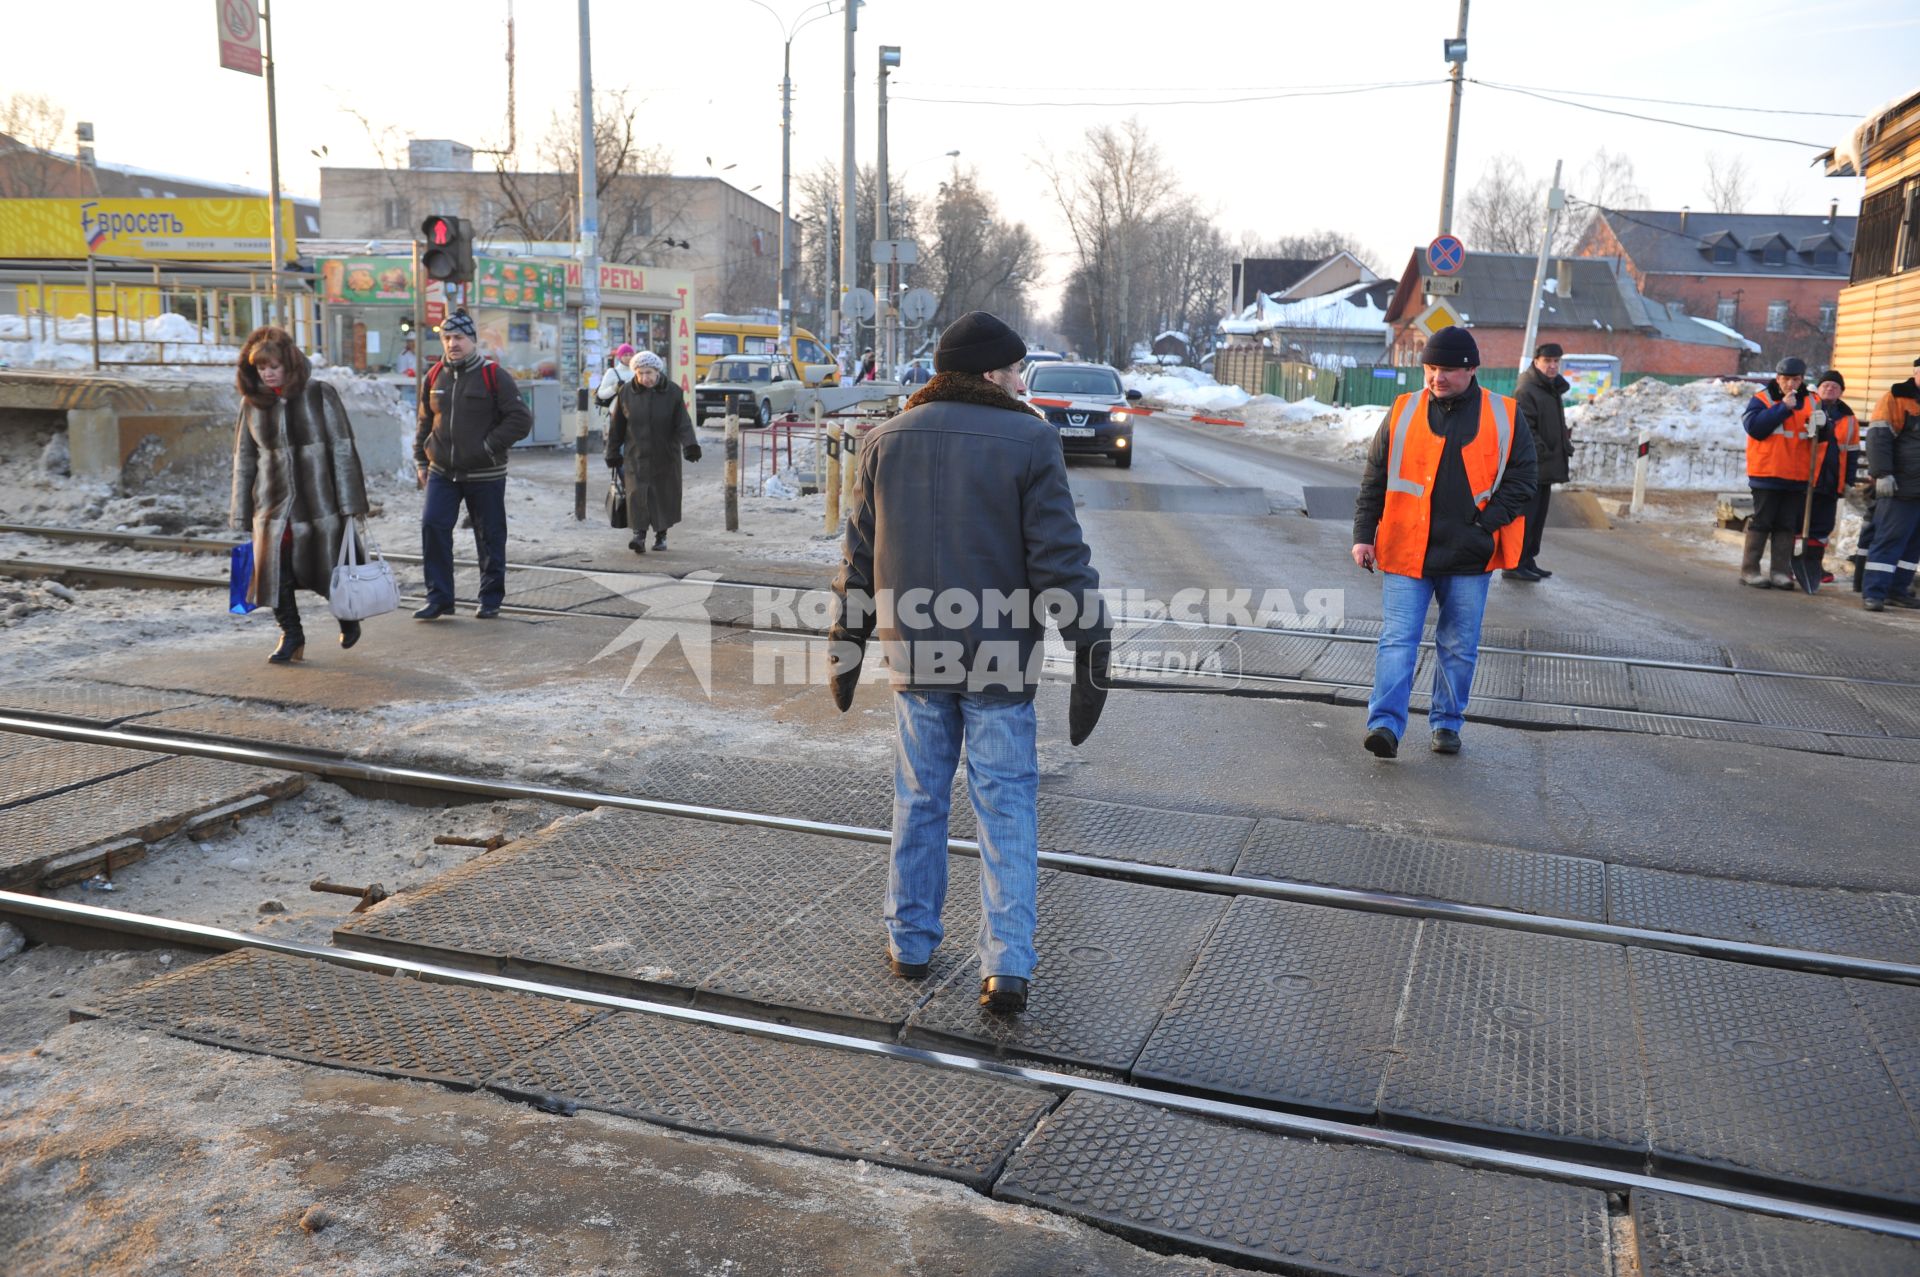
[828,310,1111,1015]
[411,310,533,619]
[1509,342,1572,581]
[1351,326,1536,758]
[1861,356,1920,611]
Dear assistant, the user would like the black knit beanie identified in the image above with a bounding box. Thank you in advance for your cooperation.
[1419,325,1479,368]
[1817,368,1844,390]
[934,310,1026,374]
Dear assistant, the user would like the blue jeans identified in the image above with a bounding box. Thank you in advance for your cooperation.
[1366,571,1493,739]
[888,691,1040,980]
[422,473,508,610]
[1862,497,1920,603]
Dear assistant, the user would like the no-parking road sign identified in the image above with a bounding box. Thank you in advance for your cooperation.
[1427,234,1466,276]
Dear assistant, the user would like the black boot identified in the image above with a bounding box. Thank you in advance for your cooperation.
[653,529,667,550]
[269,572,305,664]
[627,534,647,554]
[339,618,362,650]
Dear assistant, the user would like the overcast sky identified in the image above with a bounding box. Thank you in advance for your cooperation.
[5,1,1917,313]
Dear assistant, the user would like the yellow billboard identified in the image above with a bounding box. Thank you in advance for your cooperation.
[0,198,298,263]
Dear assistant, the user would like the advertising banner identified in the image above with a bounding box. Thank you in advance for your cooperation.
[475,258,566,311]
[317,256,415,304]
[0,198,297,262]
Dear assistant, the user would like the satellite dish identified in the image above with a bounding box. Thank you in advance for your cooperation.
[843,287,877,321]
[900,288,939,324]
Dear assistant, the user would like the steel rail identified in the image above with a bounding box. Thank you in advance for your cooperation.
[6,521,1912,689]
[4,888,1916,1243]
[3,712,1914,987]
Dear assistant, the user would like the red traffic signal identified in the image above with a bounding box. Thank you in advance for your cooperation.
[420,215,474,282]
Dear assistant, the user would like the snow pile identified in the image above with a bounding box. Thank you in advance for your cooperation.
[1240,396,1384,454]
[1123,365,1252,414]
[1219,281,1389,336]
[0,313,242,368]
[1567,376,1750,447]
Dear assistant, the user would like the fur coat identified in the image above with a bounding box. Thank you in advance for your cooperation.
[229,379,370,605]
[607,378,697,532]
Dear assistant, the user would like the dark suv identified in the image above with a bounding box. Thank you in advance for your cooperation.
[1024,362,1142,467]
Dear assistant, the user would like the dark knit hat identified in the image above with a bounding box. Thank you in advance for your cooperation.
[439,309,477,338]
[1534,342,1564,359]
[1419,325,1479,368]
[1817,368,1844,390]
[934,310,1026,374]
[1775,355,1807,378]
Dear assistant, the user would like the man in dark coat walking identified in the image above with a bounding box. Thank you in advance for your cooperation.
[607,350,701,552]
[827,310,1111,1016]
[1508,342,1571,581]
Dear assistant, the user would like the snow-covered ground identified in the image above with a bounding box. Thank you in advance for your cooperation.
[1124,366,1383,460]
[0,312,242,368]
[1565,377,1752,491]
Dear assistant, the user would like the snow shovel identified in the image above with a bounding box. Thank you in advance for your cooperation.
[1789,410,1823,595]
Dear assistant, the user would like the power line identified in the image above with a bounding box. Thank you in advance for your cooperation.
[891,80,1443,109]
[1467,80,1830,148]
[1480,79,1862,120]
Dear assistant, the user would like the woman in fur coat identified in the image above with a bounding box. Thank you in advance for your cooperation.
[229,326,371,663]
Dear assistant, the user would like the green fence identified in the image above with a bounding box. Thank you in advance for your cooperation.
[1260,361,1339,403]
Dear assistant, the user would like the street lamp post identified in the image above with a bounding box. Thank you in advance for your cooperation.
[874,46,899,379]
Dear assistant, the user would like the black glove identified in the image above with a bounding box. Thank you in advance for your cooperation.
[826,624,866,712]
[607,455,622,472]
[1069,641,1110,747]
[684,443,703,463]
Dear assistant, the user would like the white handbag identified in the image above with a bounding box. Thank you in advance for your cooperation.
[329,518,401,621]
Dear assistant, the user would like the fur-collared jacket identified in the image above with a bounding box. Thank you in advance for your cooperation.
[830,372,1109,700]
[229,378,369,605]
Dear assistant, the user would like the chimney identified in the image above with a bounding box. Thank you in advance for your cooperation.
[1680,206,1690,233]
[1556,260,1574,299]
[1828,199,1838,225]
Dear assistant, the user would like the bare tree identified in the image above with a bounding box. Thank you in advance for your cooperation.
[1556,147,1645,254]
[792,162,928,341]
[924,167,1039,330]
[1143,198,1232,351]
[1462,154,1543,254]
[0,92,77,197]
[1236,228,1367,263]
[1704,152,1753,214]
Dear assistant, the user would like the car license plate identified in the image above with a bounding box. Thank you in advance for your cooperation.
[1059,427,1095,438]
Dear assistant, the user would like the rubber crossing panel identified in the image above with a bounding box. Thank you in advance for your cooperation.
[489,1008,1054,1188]
[1034,793,1251,873]
[1848,980,1920,1124]
[1630,1190,1920,1277]
[995,1092,1612,1276]
[1570,708,1834,754]
[0,740,157,810]
[1832,736,1920,763]
[1609,865,1920,965]
[128,704,351,755]
[1523,656,1637,709]
[1300,484,1361,521]
[1630,666,1753,721]
[1235,818,1607,920]
[1107,624,1232,677]
[1300,641,1378,686]
[1465,650,1525,700]
[1733,674,1882,735]
[1525,629,1728,667]
[1853,682,1920,735]
[1378,924,1647,1158]
[905,871,1227,1073]
[1132,898,1420,1114]
[1215,631,1334,680]
[1630,948,1920,1206]
[79,949,594,1087]
[0,679,204,725]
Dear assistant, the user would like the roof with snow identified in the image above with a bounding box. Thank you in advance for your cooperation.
[1821,88,1920,177]
[1590,209,1854,278]
[1221,279,1393,336]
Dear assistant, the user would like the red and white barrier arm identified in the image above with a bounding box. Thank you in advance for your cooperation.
[1025,396,1245,428]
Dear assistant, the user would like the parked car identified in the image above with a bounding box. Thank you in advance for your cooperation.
[693,317,838,386]
[694,355,834,427]
[1021,350,1065,374]
[1024,361,1142,468]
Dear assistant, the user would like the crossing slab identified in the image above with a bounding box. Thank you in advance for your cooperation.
[1609,865,1920,964]
[1631,948,1920,1207]
[0,739,157,810]
[995,1092,1612,1277]
[1847,980,1920,1124]
[1734,674,1882,735]
[1378,924,1647,1159]
[1523,656,1637,709]
[1630,666,1753,720]
[0,678,205,725]
[1630,1190,1920,1277]
[1131,898,1419,1114]
[489,1008,1055,1188]
[1216,631,1335,680]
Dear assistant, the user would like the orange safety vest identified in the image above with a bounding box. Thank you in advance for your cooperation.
[1376,387,1526,577]
[1746,390,1816,483]
[1812,406,1860,494]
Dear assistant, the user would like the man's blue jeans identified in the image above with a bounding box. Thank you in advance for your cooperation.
[888,690,1040,980]
[421,473,508,610]
[1366,571,1493,740]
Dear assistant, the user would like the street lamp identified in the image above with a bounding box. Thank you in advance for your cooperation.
[738,0,839,357]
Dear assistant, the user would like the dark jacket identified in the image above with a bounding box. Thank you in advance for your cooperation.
[1866,380,1920,499]
[1742,380,1812,492]
[832,372,1110,699]
[1353,379,1538,577]
[607,378,697,531]
[230,379,369,606]
[1515,365,1572,485]
[413,357,533,482]
[1813,395,1858,495]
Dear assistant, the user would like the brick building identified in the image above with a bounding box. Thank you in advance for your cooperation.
[1383,250,1747,377]
[1574,208,1855,371]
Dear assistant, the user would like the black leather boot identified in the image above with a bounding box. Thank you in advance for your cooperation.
[339,618,362,649]
[269,571,305,664]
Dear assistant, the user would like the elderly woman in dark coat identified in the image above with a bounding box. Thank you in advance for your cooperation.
[606,349,700,552]
[230,326,371,663]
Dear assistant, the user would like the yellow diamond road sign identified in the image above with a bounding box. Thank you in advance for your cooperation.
[1416,299,1464,336]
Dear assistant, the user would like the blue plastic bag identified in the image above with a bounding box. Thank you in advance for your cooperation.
[229,542,260,615]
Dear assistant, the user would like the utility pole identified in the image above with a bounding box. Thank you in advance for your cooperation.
[575,0,602,520]
[1437,0,1470,236]
[779,38,794,356]
[838,0,857,366]
[1519,159,1564,376]
[262,0,286,327]
[874,46,899,379]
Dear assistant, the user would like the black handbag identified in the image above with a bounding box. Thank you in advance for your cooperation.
[606,468,628,529]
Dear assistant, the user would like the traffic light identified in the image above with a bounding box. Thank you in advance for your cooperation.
[420,214,475,283]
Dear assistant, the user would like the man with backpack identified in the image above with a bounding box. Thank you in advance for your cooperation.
[411,310,533,620]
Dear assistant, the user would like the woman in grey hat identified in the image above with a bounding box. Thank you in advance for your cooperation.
[606,350,701,552]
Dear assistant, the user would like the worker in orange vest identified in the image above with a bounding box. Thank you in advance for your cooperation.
[1739,355,1816,588]
[1806,369,1861,586]
[1351,326,1537,759]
